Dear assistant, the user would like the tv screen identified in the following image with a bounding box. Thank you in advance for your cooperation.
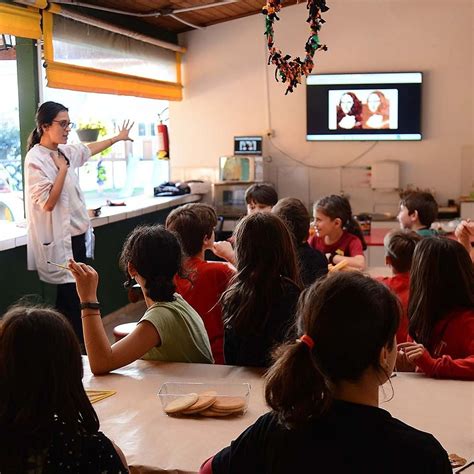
[306,72,422,141]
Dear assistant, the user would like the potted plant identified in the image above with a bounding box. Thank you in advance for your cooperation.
[76,120,106,143]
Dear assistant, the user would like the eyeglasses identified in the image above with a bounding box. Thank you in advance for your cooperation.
[53,120,75,130]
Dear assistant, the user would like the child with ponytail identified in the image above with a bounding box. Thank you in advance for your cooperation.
[69,225,213,375]
[201,273,451,474]
[309,194,366,270]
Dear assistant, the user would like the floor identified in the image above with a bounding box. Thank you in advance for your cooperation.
[103,300,146,343]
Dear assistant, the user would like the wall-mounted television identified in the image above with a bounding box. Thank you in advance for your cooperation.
[306,72,422,141]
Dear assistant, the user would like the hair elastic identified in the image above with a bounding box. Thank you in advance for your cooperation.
[298,334,315,350]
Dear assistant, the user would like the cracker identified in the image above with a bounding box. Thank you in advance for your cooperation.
[164,393,199,414]
[199,408,237,417]
[182,391,218,414]
[449,454,467,468]
[328,259,348,272]
[211,396,246,411]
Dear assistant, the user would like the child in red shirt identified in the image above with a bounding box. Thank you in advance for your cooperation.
[308,194,366,270]
[397,237,474,380]
[166,203,235,364]
[376,230,421,343]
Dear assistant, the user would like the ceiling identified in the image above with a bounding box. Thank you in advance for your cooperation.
[58,0,300,34]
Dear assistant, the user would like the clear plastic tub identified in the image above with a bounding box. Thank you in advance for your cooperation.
[158,382,251,417]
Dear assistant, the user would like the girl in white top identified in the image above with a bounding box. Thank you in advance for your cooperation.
[25,101,133,342]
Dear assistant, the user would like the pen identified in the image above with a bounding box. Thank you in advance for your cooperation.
[47,261,71,271]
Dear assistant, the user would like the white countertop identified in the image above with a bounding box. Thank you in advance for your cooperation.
[0,194,201,252]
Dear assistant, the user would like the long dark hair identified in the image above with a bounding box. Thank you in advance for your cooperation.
[315,194,367,250]
[408,237,474,348]
[222,213,301,335]
[336,92,363,128]
[27,101,68,151]
[120,224,185,302]
[0,305,99,472]
[265,272,400,428]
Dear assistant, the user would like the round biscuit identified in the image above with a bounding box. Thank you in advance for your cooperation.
[164,393,199,414]
[182,391,218,414]
[199,408,235,417]
[212,396,246,411]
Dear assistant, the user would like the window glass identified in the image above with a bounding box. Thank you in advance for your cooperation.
[0,35,24,222]
[42,68,170,203]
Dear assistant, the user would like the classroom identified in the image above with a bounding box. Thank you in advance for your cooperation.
[0,0,473,472]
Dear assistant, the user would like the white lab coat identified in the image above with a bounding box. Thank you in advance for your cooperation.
[25,143,93,284]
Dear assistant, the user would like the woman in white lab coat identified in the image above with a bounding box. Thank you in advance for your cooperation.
[24,101,133,342]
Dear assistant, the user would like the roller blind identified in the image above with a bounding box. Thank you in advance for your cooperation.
[43,12,183,100]
[0,4,41,39]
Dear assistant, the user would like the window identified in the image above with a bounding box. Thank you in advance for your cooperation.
[0,35,24,222]
[42,74,170,202]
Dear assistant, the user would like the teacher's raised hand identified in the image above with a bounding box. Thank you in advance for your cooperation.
[116,119,135,142]
[68,259,99,303]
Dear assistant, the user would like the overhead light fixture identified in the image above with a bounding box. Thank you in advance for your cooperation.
[0,35,15,51]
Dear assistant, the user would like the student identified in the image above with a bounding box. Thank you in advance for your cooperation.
[376,230,421,343]
[245,183,278,214]
[213,183,278,265]
[24,101,133,342]
[397,190,438,236]
[455,219,474,263]
[398,237,474,380]
[308,194,366,270]
[166,203,235,364]
[272,197,328,286]
[0,304,128,473]
[221,213,302,367]
[69,225,213,375]
[200,273,451,474]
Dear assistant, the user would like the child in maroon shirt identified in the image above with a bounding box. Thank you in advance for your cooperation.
[166,203,235,364]
[376,230,421,343]
[398,237,474,380]
[309,194,366,270]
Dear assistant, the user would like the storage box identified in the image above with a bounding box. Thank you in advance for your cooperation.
[158,382,251,417]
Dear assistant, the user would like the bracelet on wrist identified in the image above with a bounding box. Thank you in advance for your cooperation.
[80,301,101,310]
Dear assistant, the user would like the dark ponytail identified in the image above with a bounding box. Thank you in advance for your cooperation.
[27,101,68,151]
[119,225,185,303]
[314,194,367,250]
[265,272,400,428]
[145,275,176,302]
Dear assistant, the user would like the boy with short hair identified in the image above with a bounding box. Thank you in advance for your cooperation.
[166,203,235,364]
[376,230,421,343]
[213,183,279,264]
[397,190,438,236]
[245,183,278,214]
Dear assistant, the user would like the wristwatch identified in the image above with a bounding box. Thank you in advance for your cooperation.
[80,302,101,310]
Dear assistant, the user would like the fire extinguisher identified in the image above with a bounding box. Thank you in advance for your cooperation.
[157,116,169,160]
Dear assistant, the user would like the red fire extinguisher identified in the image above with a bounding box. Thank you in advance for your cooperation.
[157,120,169,160]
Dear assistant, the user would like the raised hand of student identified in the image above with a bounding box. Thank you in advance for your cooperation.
[398,341,426,363]
[455,220,473,252]
[68,259,99,302]
[213,240,236,266]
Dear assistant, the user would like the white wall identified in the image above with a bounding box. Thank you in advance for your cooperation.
[170,0,473,213]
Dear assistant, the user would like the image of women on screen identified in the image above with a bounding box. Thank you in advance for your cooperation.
[363,91,390,129]
[336,92,363,130]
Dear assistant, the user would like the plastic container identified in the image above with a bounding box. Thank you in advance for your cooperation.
[158,382,251,416]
